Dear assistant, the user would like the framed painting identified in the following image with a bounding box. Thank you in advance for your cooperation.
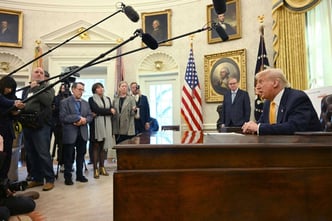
[207,0,241,44]
[142,9,172,46]
[0,8,23,47]
[204,49,246,103]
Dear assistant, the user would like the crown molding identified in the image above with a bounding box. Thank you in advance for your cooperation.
[1,0,200,12]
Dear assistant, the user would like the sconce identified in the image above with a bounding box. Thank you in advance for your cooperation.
[154,60,163,70]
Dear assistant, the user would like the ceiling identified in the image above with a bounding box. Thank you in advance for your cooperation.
[2,0,200,12]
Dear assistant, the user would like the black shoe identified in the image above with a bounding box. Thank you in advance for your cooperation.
[76,176,88,183]
[65,179,74,185]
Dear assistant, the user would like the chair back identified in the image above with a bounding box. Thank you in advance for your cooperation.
[320,94,332,131]
[161,125,180,131]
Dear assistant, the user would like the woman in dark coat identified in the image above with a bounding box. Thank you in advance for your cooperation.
[0,76,24,180]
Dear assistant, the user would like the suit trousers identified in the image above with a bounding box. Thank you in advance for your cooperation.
[63,132,87,180]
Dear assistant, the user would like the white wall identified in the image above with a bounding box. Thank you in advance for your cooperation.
[2,0,274,129]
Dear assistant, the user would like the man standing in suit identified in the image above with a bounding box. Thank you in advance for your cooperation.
[219,77,251,128]
[60,82,93,185]
[242,68,322,135]
[130,82,151,134]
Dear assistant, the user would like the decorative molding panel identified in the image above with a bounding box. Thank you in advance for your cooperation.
[138,51,178,73]
[0,51,27,74]
[40,20,122,48]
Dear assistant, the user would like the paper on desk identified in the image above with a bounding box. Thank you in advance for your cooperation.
[204,132,245,136]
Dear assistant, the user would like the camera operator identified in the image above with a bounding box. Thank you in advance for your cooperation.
[52,83,72,173]
[20,67,55,191]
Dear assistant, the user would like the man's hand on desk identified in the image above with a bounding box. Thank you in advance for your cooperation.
[242,121,258,134]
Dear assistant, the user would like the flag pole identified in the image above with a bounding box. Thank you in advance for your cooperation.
[258,15,265,72]
[181,36,203,131]
[254,15,270,121]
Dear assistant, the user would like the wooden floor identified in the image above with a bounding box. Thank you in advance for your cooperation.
[17,159,116,221]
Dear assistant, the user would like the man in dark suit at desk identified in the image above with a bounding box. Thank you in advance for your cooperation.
[242,68,321,135]
[219,77,251,128]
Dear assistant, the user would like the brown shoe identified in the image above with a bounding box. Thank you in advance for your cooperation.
[42,182,54,191]
[15,191,40,200]
[27,181,44,189]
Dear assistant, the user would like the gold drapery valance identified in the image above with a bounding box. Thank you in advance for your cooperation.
[272,0,321,90]
[284,0,321,12]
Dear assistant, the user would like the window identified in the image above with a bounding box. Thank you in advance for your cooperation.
[306,0,332,88]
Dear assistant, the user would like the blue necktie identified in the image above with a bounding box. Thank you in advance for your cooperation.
[75,101,81,114]
[231,91,236,103]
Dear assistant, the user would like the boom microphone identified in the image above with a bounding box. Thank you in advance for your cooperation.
[121,3,139,22]
[135,29,159,50]
[142,33,159,50]
[212,0,226,14]
[212,22,229,41]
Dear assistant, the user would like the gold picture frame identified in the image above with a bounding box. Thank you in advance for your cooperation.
[142,9,172,46]
[204,49,246,103]
[207,0,241,44]
[0,8,23,47]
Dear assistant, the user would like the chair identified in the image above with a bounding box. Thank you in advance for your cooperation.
[216,103,223,129]
[320,94,332,131]
[161,125,180,131]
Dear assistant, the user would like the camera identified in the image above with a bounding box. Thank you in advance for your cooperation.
[0,179,28,198]
[8,180,28,192]
[136,85,140,90]
[59,66,80,85]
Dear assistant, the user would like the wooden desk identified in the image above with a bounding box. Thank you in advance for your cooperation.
[114,131,332,221]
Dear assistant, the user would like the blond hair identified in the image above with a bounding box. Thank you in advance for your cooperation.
[256,68,290,88]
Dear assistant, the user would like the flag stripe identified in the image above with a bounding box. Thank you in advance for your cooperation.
[181,131,203,144]
[181,47,203,131]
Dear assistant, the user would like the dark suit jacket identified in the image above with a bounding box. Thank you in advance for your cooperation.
[220,89,251,127]
[60,96,93,144]
[135,95,150,133]
[258,87,322,135]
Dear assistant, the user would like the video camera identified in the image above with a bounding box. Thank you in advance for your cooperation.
[59,66,80,85]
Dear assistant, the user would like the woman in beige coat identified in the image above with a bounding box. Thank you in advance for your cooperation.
[112,81,137,144]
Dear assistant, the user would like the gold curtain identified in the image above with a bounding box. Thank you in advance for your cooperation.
[272,0,321,90]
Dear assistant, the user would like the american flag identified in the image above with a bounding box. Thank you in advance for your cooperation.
[115,47,124,95]
[181,46,203,131]
[254,28,269,121]
[181,130,203,144]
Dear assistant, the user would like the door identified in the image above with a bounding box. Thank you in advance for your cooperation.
[139,72,180,129]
